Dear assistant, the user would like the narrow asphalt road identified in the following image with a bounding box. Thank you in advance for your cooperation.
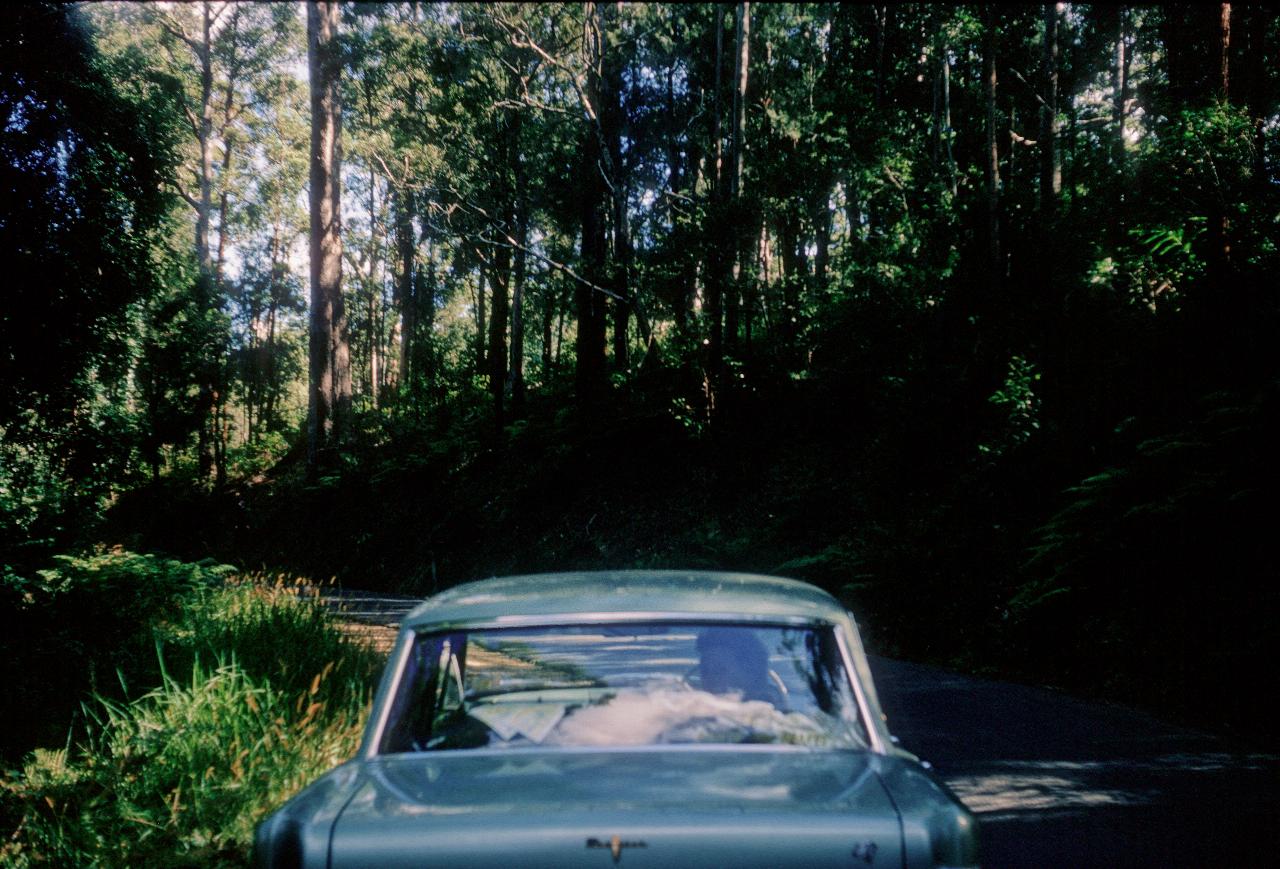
[869,655,1278,868]
[325,591,1279,868]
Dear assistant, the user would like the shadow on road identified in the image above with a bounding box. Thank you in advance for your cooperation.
[870,656,1279,868]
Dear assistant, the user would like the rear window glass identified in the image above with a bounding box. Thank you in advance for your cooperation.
[378,623,867,753]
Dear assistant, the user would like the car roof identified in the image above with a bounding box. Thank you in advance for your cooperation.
[401,570,848,628]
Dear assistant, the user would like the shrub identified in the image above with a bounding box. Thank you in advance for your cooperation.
[0,566,382,867]
[161,578,381,713]
[0,550,234,757]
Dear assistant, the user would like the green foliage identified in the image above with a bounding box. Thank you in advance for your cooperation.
[1,418,83,570]
[979,355,1042,458]
[1010,383,1278,726]
[1,3,184,558]
[223,431,294,481]
[1,3,175,427]
[0,551,234,756]
[4,1,1277,745]
[163,579,382,709]
[0,564,381,867]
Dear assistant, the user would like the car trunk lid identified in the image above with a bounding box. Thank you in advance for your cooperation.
[330,748,901,868]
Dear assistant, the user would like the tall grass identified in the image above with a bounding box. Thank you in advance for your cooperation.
[1,551,235,756]
[0,565,383,868]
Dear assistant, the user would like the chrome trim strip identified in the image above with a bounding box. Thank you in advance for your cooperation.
[406,611,823,632]
[363,631,415,760]
[373,742,862,761]
[834,624,888,755]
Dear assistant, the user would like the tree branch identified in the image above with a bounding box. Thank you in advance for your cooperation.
[1009,66,1050,111]
[494,97,574,116]
[181,102,202,139]
[208,1,232,30]
[171,177,200,212]
[493,11,617,194]
[154,11,203,55]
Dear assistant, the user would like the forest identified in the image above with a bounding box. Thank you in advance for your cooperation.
[1,2,1276,863]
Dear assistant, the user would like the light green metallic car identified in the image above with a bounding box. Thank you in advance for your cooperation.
[254,571,978,868]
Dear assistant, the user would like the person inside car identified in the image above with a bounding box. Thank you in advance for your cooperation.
[695,628,787,708]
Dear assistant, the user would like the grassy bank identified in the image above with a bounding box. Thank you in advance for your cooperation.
[0,552,382,867]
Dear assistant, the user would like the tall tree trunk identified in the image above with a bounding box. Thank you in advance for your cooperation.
[211,44,239,487]
[213,387,228,488]
[367,163,380,409]
[508,141,529,411]
[929,11,956,194]
[195,2,216,482]
[245,266,259,445]
[393,188,415,392]
[604,49,631,373]
[711,4,725,198]
[779,212,801,351]
[214,149,233,285]
[194,3,215,284]
[413,251,435,406]
[541,281,555,380]
[931,16,943,170]
[488,87,517,424]
[757,221,773,337]
[873,4,888,110]
[1219,2,1231,101]
[576,2,609,407]
[1112,7,1129,175]
[1039,3,1060,221]
[1243,5,1267,190]
[610,193,631,373]
[212,6,241,290]
[704,3,726,381]
[724,1,750,359]
[731,0,751,205]
[813,192,831,290]
[1209,3,1234,279]
[673,65,703,342]
[942,42,956,195]
[263,224,281,432]
[376,204,391,398]
[488,215,511,425]
[264,298,278,430]
[742,207,766,357]
[474,265,487,377]
[555,292,567,370]
[983,5,1002,296]
[307,0,348,475]
[1109,6,1130,245]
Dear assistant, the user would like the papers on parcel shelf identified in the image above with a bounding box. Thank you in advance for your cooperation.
[469,703,566,743]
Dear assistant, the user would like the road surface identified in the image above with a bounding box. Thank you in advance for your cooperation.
[325,591,1279,868]
[871,656,1277,867]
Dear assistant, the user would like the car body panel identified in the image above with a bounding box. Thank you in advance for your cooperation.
[329,748,903,868]
[876,755,980,869]
[253,762,362,869]
[399,571,849,627]
[254,572,978,868]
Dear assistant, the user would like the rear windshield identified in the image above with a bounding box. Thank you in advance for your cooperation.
[378,623,868,753]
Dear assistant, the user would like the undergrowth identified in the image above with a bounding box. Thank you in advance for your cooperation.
[0,555,382,867]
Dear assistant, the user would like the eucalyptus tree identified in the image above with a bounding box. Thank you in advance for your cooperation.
[226,52,310,440]
[87,1,301,483]
[307,0,350,474]
[346,3,454,409]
